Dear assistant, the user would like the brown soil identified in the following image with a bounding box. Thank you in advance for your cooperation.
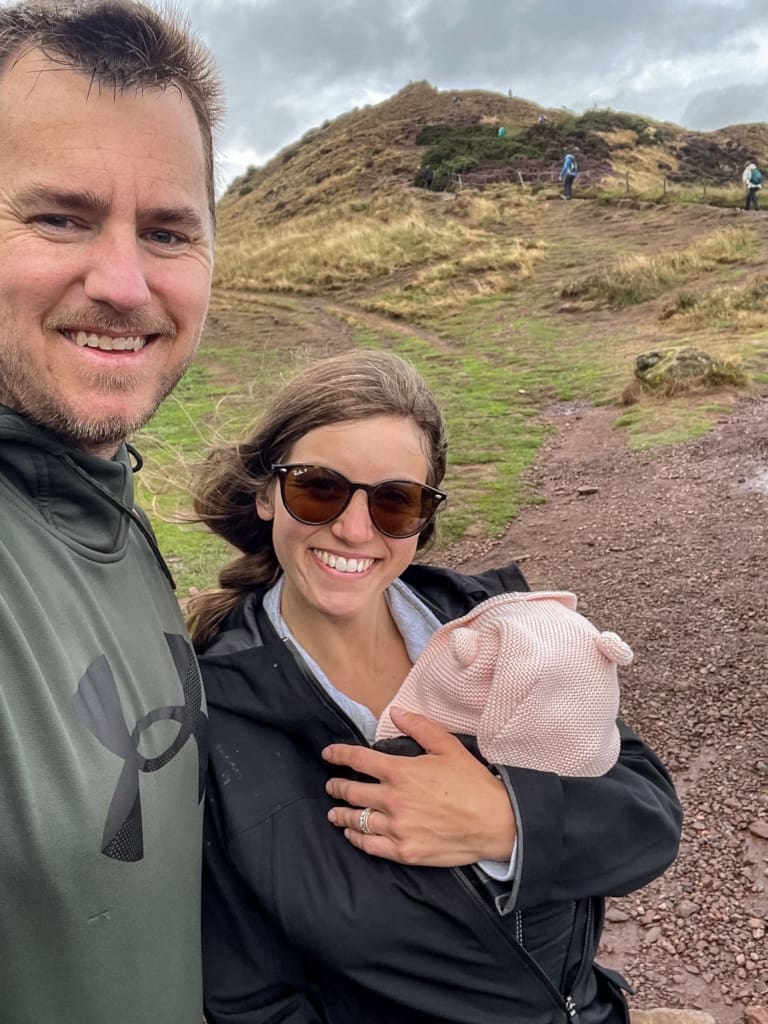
[439,396,768,1022]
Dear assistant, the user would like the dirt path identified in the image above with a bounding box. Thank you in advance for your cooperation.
[438,395,768,1021]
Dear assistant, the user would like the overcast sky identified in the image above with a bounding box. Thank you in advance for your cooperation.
[181,0,768,192]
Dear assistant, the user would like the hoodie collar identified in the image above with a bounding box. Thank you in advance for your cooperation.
[0,405,135,554]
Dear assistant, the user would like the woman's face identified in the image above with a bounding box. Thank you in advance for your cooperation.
[257,415,433,626]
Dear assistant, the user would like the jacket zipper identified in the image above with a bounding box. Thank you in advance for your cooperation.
[453,867,590,1022]
[569,896,594,1007]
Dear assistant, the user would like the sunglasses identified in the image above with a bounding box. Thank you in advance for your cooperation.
[272,463,447,539]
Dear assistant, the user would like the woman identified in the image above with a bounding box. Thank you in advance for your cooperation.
[190,350,681,1024]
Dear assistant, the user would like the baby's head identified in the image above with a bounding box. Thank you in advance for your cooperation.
[375,592,632,776]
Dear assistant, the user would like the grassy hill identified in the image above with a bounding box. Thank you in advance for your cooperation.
[218,82,545,226]
[135,84,768,593]
[218,80,768,228]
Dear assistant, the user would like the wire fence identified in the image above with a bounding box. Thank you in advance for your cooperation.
[448,168,593,189]
[447,169,742,199]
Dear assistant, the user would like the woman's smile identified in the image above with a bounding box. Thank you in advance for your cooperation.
[311,548,376,574]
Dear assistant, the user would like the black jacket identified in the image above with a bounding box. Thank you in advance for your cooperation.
[201,563,682,1024]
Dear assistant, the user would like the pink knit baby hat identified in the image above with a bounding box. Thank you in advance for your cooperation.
[376,591,632,776]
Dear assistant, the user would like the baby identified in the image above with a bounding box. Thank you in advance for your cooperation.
[375,591,632,776]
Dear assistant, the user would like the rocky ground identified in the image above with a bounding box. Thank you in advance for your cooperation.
[438,394,768,1023]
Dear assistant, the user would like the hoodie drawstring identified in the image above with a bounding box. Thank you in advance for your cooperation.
[59,452,177,591]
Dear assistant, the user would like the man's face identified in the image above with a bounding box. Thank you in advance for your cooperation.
[0,50,214,455]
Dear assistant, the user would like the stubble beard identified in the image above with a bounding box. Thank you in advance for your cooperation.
[0,314,196,452]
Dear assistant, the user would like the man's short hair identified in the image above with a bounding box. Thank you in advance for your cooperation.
[0,0,224,220]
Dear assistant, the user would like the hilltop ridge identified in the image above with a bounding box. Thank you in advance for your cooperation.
[217,80,768,231]
[218,81,545,227]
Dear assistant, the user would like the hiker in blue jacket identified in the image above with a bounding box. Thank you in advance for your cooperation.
[560,150,579,199]
[742,161,762,211]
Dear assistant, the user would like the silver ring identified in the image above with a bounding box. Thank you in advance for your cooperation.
[359,807,373,835]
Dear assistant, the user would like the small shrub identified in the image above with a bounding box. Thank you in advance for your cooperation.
[620,380,642,406]
[659,291,698,319]
[674,291,698,311]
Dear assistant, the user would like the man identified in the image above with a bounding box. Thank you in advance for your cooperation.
[0,2,222,1021]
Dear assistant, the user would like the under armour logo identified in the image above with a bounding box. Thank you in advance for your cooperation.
[73,633,207,863]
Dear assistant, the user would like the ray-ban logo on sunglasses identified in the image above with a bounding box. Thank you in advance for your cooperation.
[272,463,446,539]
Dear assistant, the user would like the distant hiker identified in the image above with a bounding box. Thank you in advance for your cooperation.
[743,161,762,211]
[424,165,434,189]
[559,150,579,199]
[497,125,506,138]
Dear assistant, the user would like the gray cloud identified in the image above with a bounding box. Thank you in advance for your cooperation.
[683,83,768,130]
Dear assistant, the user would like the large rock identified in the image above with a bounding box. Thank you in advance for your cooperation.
[630,1011,716,1024]
[634,346,747,392]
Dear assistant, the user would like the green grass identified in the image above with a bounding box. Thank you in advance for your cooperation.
[132,356,286,595]
[354,330,549,542]
[347,303,630,545]
[612,400,727,449]
[133,309,572,593]
[133,301,746,593]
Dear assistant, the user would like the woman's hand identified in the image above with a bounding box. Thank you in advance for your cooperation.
[322,707,517,866]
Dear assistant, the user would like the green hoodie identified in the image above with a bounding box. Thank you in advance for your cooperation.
[0,409,204,1023]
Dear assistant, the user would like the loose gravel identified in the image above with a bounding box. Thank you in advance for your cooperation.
[440,395,768,1023]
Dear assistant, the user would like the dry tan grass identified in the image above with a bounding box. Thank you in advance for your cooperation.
[561,226,755,307]
[214,191,547,304]
[214,202,456,291]
[364,237,546,318]
[593,130,683,192]
[662,272,768,330]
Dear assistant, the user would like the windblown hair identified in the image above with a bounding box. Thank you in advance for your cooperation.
[0,0,224,218]
[187,350,449,652]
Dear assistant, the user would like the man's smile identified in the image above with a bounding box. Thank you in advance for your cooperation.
[63,329,151,352]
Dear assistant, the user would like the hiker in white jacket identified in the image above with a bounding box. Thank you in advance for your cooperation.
[743,161,762,211]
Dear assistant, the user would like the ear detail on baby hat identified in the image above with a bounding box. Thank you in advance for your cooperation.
[594,631,633,666]
[546,591,579,612]
[449,627,480,668]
